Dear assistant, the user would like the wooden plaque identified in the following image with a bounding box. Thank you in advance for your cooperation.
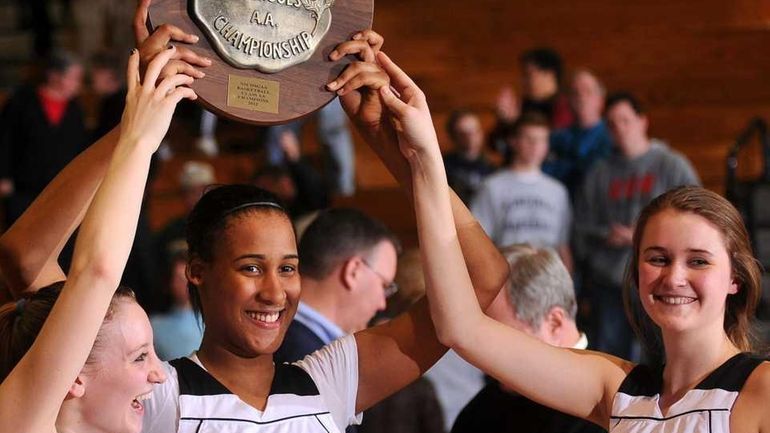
[148,0,374,125]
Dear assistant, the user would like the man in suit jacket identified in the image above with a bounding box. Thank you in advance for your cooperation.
[274,208,400,363]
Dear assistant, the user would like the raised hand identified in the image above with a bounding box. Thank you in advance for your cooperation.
[120,47,197,152]
[133,0,211,82]
[375,52,441,163]
[328,30,411,184]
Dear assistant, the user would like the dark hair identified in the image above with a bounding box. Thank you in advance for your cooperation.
[0,282,136,380]
[42,49,80,76]
[299,208,401,280]
[520,47,563,83]
[605,91,645,115]
[624,186,763,361]
[445,109,477,141]
[185,184,288,319]
[505,111,550,140]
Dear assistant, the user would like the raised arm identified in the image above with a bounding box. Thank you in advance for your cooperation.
[0,4,208,301]
[327,33,508,412]
[0,49,197,433]
[374,54,632,428]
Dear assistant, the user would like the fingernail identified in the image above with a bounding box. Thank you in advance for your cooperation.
[130,48,137,55]
[352,33,362,40]
[337,88,346,96]
[168,44,175,50]
[326,81,338,90]
[329,50,339,59]
[191,35,199,42]
[204,57,213,64]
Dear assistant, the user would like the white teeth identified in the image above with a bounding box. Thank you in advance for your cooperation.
[246,311,280,323]
[656,296,697,305]
[135,391,152,402]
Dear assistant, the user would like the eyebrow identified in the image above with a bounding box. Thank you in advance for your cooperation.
[129,343,150,355]
[642,246,714,256]
[234,253,299,261]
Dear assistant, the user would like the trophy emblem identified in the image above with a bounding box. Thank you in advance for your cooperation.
[148,0,373,125]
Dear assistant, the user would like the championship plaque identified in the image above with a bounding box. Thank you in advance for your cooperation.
[148,0,374,125]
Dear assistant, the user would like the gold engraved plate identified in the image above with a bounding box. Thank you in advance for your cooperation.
[190,0,335,73]
[227,75,280,113]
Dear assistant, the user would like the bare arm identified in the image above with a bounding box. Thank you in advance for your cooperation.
[372,54,631,427]
[0,4,208,301]
[0,50,197,433]
[328,35,508,412]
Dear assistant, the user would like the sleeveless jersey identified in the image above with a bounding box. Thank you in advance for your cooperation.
[610,353,764,433]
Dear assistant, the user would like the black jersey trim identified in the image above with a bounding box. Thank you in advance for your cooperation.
[180,411,331,426]
[617,353,765,397]
[610,408,729,422]
[170,357,320,397]
[171,358,231,396]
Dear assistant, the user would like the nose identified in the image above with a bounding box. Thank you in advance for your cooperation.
[148,352,167,384]
[661,261,688,288]
[257,271,286,305]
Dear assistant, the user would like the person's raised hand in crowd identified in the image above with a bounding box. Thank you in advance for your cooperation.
[279,130,302,163]
[495,86,520,122]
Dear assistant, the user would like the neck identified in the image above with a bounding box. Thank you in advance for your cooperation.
[577,115,602,129]
[197,333,275,394]
[299,278,349,332]
[57,401,100,433]
[460,149,480,161]
[660,325,739,397]
[560,322,583,348]
[621,138,651,160]
[510,162,541,173]
[39,84,68,101]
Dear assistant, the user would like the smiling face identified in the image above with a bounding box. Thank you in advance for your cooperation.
[191,210,300,357]
[637,209,737,336]
[79,301,166,433]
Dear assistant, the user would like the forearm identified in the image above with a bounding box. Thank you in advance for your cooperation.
[409,150,486,348]
[0,126,121,297]
[68,136,152,285]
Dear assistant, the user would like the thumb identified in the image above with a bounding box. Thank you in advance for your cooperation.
[379,86,408,116]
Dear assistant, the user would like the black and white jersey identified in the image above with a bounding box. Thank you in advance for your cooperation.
[610,353,764,433]
[142,335,361,433]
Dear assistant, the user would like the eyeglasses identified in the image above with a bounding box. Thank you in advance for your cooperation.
[361,259,399,297]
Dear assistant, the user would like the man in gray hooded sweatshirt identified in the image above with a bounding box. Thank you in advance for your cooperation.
[574,92,699,360]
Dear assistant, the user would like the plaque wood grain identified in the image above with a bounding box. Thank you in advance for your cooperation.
[148,0,373,125]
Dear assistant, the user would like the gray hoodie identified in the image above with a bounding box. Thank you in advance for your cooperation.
[574,139,700,288]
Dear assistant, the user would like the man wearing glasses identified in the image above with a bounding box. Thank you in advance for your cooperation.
[274,208,401,365]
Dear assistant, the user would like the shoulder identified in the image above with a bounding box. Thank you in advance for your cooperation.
[731,360,770,431]
[295,334,359,378]
[540,173,569,195]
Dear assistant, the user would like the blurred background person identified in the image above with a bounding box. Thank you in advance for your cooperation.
[0,49,86,225]
[443,109,495,205]
[545,69,613,200]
